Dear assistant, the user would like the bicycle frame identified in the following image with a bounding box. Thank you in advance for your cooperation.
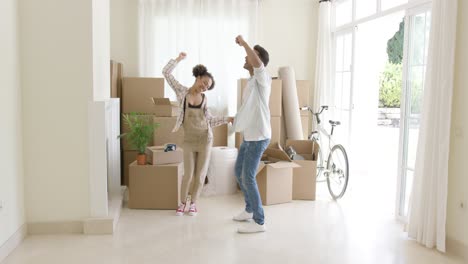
[306,107,337,178]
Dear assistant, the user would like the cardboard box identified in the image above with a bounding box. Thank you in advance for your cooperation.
[150,98,179,117]
[256,146,300,205]
[296,80,312,116]
[145,146,183,165]
[121,114,155,150]
[153,116,184,147]
[122,77,165,113]
[122,150,138,186]
[285,139,319,200]
[235,116,281,149]
[212,124,228,147]
[238,79,282,117]
[128,161,183,209]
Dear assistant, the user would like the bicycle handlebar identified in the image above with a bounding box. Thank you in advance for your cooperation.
[299,105,329,125]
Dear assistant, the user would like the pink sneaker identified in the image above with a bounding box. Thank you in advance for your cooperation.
[188,203,197,216]
[176,203,186,216]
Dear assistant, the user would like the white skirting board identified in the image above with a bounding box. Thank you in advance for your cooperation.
[0,224,27,263]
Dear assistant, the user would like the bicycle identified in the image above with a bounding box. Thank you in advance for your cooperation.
[300,105,349,200]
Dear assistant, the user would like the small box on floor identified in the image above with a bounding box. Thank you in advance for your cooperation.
[256,145,300,206]
[145,145,183,165]
[128,161,183,210]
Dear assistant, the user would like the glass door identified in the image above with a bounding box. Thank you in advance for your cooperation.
[396,6,431,219]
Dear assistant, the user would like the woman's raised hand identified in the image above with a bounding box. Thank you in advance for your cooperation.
[176,52,187,62]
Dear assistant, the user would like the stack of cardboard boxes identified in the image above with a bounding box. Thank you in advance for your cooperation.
[290,80,317,200]
[127,146,184,209]
[119,77,184,209]
[120,77,184,186]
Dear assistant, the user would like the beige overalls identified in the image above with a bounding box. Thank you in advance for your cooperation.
[180,95,213,203]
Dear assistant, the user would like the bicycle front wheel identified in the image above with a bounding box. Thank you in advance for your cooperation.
[326,144,349,200]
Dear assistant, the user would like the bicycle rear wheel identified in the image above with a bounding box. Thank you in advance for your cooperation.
[326,144,349,200]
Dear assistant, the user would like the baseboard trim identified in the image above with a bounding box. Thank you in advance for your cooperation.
[83,217,114,235]
[0,224,28,263]
[39,187,126,235]
[447,238,468,261]
[84,189,125,234]
[28,221,83,235]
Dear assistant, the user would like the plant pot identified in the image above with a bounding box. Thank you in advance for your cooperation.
[136,154,147,165]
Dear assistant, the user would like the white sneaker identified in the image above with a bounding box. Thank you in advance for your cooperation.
[233,210,253,221]
[237,222,266,233]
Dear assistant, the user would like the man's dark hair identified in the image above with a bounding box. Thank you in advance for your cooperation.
[254,45,269,67]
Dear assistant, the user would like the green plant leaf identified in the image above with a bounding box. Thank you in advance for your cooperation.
[118,113,160,154]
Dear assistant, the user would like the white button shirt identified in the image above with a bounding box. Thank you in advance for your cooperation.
[234,64,272,141]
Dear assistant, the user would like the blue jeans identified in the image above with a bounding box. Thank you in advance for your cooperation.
[235,138,270,225]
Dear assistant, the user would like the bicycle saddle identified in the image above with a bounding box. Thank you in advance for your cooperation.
[329,120,341,126]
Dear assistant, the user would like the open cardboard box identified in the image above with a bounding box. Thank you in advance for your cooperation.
[145,145,183,165]
[255,144,300,205]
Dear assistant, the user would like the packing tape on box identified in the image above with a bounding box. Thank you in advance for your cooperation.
[203,147,238,197]
[278,67,304,140]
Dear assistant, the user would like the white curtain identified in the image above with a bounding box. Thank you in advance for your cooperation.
[406,0,458,252]
[313,0,332,116]
[138,0,258,116]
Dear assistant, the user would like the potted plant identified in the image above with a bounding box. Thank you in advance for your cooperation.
[119,113,159,165]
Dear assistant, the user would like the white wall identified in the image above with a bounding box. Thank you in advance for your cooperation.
[110,0,139,77]
[447,0,468,248]
[93,0,111,100]
[19,0,93,222]
[258,0,319,80]
[0,0,25,246]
